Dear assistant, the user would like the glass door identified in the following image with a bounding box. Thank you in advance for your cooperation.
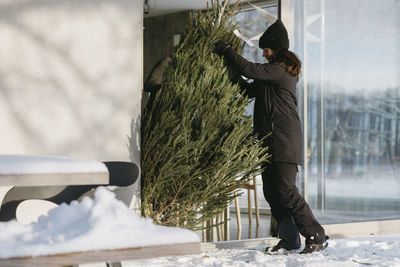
[292,0,400,223]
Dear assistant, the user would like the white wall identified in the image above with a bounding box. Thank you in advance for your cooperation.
[0,0,143,210]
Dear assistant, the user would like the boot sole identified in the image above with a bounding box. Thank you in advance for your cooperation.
[299,241,329,254]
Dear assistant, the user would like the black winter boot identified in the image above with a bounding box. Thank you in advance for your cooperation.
[300,235,329,254]
[265,215,301,253]
[277,215,301,249]
[265,239,290,254]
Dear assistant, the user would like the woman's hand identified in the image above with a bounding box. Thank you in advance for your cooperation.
[212,40,230,56]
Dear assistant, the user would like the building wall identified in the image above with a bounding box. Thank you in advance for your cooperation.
[0,0,143,209]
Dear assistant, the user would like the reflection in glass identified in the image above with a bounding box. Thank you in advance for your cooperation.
[235,5,277,63]
[293,0,400,222]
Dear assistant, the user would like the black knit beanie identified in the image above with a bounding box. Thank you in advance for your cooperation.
[259,19,289,49]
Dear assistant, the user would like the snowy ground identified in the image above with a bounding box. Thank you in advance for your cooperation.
[1,187,399,266]
[115,234,400,267]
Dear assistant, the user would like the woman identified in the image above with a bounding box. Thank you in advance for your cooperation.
[213,19,328,254]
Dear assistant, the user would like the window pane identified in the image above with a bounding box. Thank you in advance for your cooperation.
[294,0,400,223]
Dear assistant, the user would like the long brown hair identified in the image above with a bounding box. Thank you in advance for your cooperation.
[269,48,301,77]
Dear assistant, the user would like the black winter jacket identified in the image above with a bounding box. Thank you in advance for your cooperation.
[224,47,303,165]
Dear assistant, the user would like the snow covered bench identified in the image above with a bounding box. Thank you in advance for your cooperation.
[0,154,109,187]
[0,155,143,225]
[0,187,200,267]
[0,155,110,222]
[0,243,201,267]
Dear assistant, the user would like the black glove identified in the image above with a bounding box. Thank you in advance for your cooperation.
[212,40,229,56]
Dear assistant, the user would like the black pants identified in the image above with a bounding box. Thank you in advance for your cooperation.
[262,162,325,245]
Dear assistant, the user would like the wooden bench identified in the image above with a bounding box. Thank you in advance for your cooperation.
[0,155,200,266]
[0,242,200,267]
[0,155,109,222]
[0,154,109,187]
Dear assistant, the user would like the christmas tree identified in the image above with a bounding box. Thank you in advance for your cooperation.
[140,0,270,230]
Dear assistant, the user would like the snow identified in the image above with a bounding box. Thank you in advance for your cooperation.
[0,154,108,174]
[1,186,399,266]
[123,234,400,267]
[0,187,199,258]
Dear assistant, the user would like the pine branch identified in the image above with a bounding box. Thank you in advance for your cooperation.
[217,0,229,26]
